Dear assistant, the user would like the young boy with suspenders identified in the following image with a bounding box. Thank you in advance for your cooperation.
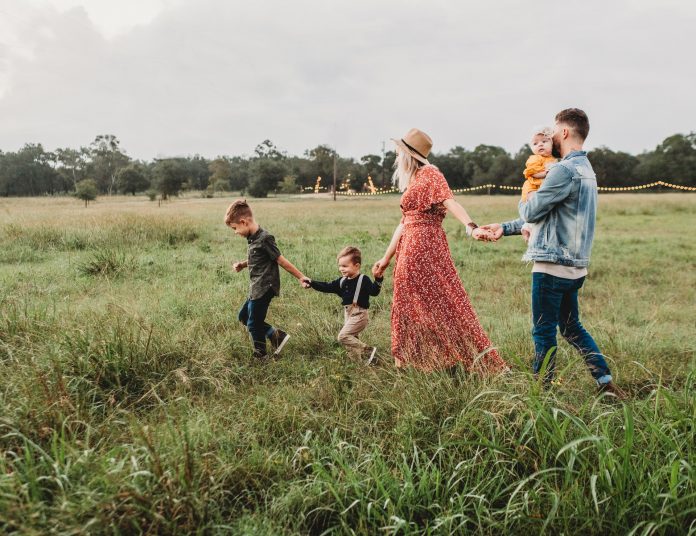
[302,246,383,364]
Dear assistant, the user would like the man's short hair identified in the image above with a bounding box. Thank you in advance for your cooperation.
[337,246,361,265]
[555,108,590,141]
[224,199,253,225]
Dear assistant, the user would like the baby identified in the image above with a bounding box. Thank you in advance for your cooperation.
[521,126,557,239]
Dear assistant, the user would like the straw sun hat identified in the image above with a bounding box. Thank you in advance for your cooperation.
[392,128,432,165]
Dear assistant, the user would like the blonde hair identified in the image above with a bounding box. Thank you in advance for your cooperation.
[392,148,422,191]
[224,199,253,226]
[530,126,554,145]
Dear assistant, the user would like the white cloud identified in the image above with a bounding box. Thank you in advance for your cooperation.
[0,0,694,159]
[16,0,184,37]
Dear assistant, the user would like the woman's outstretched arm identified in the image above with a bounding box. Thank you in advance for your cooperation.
[373,223,403,277]
[443,198,495,241]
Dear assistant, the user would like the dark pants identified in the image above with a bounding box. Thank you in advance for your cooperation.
[531,272,612,385]
[238,289,276,355]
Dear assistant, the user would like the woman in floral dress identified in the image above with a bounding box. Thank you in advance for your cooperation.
[373,128,508,373]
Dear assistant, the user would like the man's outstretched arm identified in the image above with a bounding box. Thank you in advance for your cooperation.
[477,218,524,240]
[502,218,524,236]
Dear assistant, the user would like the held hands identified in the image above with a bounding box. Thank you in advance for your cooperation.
[475,223,504,241]
[471,227,496,242]
[300,276,312,289]
[232,261,247,272]
[372,258,389,279]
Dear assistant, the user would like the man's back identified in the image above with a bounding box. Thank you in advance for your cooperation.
[519,150,598,267]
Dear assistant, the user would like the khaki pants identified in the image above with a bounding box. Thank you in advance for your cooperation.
[337,305,369,359]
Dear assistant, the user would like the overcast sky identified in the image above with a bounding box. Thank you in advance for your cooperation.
[1,0,694,160]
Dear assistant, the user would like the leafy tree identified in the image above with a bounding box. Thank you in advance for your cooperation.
[430,146,474,189]
[382,150,396,187]
[55,147,89,190]
[75,179,98,206]
[286,155,315,189]
[116,163,150,195]
[184,155,212,190]
[89,135,130,194]
[0,144,60,196]
[471,144,511,186]
[360,154,383,185]
[635,133,696,186]
[208,158,232,193]
[228,156,251,191]
[279,175,299,194]
[305,145,336,184]
[245,141,288,197]
[153,158,188,200]
[431,145,519,191]
[340,158,366,191]
[588,147,640,187]
[254,140,285,160]
[487,153,518,187]
[248,159,286,197]
[491,145,533,188]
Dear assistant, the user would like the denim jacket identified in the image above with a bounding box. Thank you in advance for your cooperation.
[502,151,597,267]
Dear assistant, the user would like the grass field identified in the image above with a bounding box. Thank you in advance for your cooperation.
[1,193,695,535]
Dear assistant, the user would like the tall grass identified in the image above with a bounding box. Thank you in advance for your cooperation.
[0,194,694,534]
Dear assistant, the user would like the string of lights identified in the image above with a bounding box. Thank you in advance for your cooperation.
[597,180,696,192]
[330,180,696,196]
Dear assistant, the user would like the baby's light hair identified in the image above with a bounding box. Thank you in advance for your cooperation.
[530,126,554,141]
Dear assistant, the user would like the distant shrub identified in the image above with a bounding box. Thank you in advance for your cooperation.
[75,179,98,206]
[78,250,136,277]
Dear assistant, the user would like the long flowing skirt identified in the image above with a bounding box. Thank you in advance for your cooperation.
[391,222,507,373]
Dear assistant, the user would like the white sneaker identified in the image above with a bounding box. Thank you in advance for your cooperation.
[365,347,378,366]
[270,329,290,356]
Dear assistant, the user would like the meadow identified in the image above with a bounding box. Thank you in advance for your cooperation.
[0,193,694,535]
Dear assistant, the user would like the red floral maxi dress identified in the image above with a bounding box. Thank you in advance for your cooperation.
[391,165,507,373]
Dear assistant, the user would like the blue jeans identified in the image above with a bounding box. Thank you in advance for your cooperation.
[531,272,612,385]
[238,289,276,355]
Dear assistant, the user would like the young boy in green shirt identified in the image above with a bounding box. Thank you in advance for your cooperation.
[225,199,308,359]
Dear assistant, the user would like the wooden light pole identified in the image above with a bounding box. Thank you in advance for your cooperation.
[333,152,337,201]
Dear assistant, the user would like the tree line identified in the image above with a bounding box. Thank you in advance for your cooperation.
[1,132,695,200]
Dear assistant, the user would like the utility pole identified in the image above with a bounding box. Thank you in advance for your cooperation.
[333,152,337,201]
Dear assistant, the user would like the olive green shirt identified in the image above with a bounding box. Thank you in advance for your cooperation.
[247,228,281,299]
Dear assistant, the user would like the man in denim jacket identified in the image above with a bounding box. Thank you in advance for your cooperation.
[481,109,624,398]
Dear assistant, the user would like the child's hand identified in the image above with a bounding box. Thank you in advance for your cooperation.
[521,228,531,242]
[372,261,386,278]
[232,261,246,272]
[300,276,312,289]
